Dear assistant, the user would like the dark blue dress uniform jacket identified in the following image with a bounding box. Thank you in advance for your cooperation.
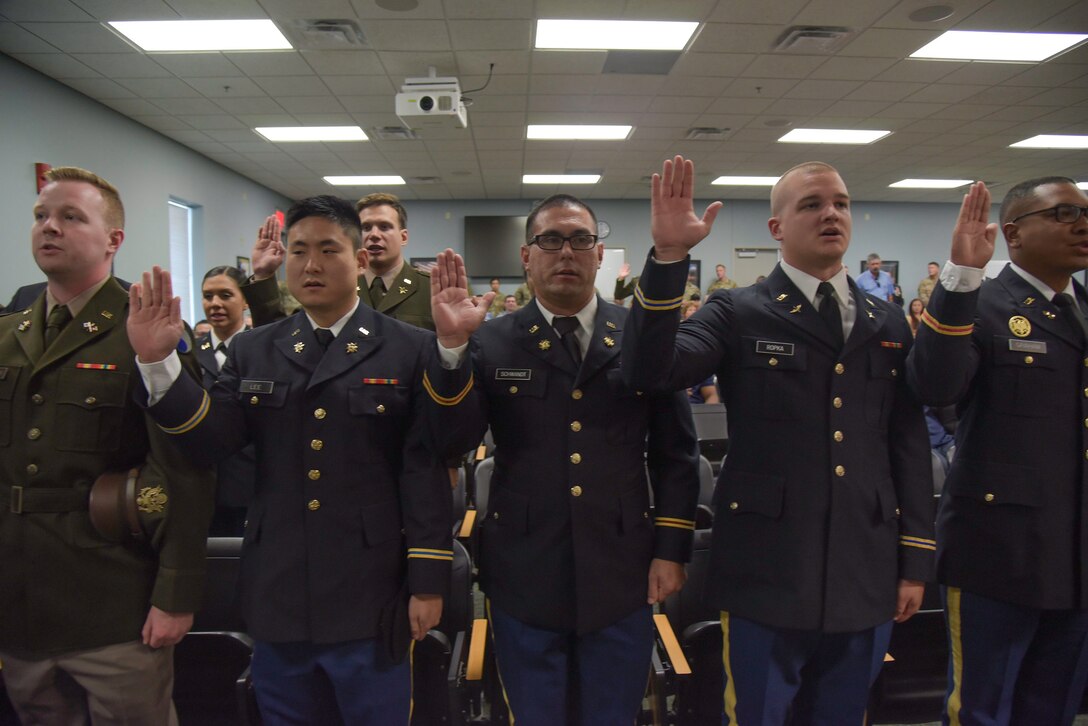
[425,297,700,635]
[622,259,935,633]
[145,304,453,644]
[907,265,1088,610]
[194,334,256,511]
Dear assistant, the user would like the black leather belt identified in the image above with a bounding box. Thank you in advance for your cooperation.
[7,485,88,514]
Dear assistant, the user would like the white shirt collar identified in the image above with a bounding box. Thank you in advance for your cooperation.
[779,259,851,308]
[534,295,598,334]
[209,325,245,351]
[305,298,360,337]
[1008,262,1075,300]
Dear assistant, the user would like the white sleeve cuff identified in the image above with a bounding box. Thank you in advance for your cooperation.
[437,342,468,370]
[137,351,183,405]
[939,261,985,293]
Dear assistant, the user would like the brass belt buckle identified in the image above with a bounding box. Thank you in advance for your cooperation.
[10,485,23,514]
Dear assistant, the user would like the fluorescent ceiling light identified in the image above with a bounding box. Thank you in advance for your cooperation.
[1079,182,1088,191]
[527,125,632,140]
[778,128,891,144]
[910,31,1087,62]
[324,176,405,186]
[108,20,292,52]
[535,19,698,50]
[256,126,368,142]
[522,174,601,184]
[1009,135,1088,149]
[889,179,973,189]
[712,176,780,186]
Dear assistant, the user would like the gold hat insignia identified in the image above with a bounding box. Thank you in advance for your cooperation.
[137,486,167,514]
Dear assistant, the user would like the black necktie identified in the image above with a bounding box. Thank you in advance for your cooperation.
[44,304,72,348]
[314,328,335,351]
[1052,293,1088,345]
[370,277,387,305]
[817,282,844,351]
[553,316,582,366]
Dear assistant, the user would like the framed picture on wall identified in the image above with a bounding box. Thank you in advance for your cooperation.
[688,259,701,288]
[410,256,437,273]
[236,256,251,277]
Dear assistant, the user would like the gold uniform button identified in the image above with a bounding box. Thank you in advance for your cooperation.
[895,507,901,517]
[1024,356,1034,365]
[832,397,843,409]
[31,394,43,405]
[84,396,96,405]
[1083,357,1088,368]
[1083,387,1088,398]
[376,404,386,414]
[834,465,845,477]
[571,389,583,400]
[891,368,898,377]
[250,396,259,405]
[728,501,739,511]
[768,357,778,366]
[311,439,324,450]
[570,453,582,464]
[508,386,518,394]
[834,363,845,374]
[26,464,38,475]
[570,421,582,432]
[492,512,500,520]
[833,430,844,442]
[314,408,327,420]
[308,499,321,511]
[570,485,583,497]
[27,428,41,441]
[308,469,321,481]
[984,493,995,503]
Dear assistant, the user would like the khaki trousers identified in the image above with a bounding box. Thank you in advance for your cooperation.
[0,640,177,726]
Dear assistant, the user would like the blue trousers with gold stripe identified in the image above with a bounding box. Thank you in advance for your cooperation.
[488,601,654,726]
[943,586,1088,726]
[251,638,411,725]
[720,612,892,725]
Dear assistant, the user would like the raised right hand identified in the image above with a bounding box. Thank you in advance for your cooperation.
[430,249,493,348]
[127,267,184,363]
[252,214,285,280]
[651,155,722,262]
[950,181,998,269]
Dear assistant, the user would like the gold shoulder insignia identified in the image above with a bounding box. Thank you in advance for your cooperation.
[17,320,30,331]
[1023,297,1035,306]
[529,324,540,334]
[294,341,305,352]
[101,310,114,319]
[789,304,802,314]
[539,340,551,350]
[776,293,788,301]
[606,321,616,329]
[603,336,615,347]
[398,286,408,295]
[346,342,359,353]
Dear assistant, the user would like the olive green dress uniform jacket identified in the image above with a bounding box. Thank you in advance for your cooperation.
[362,263,434,331]
[425,297,700,634]
[143,304,453,643]
[622,259,935,633]
[907,266,1088,610]
[0,279,214,654]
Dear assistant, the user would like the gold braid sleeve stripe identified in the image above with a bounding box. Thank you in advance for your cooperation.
[157,390,210,435]
[408,548,454,561]
[921,309,973,336]
[654,517,696,530]
[423,370,474,407]
[634,284,684,311]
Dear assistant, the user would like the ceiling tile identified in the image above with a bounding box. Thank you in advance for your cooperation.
[846,80,927,101]
[839,28,941,58]
[118,77,203,97]
[73,52,172,78]
[530,50,606,75]
[907,83,987,103]
[3,0,91,22]
[690,24,785,54]
[783,79,862,100]
[255,0,356,18]
[100,97,168,115]
[302,50,385,75]
[20,22,133,52]
[455,50,531,75]
[350,0,446,19]
[323,75,396,95]
[61,76,135,98]
[448,19,531,51]
[0,22,61,53]
[158,0,266,19]
[151,54,243,78]
[152,97,226,114]
[378,51,458,77]
[807,55,896,80]
[791,0,899,27]
[224,50,314,77]
[360,20,451,51]
[213,96,286,114]
[177,115,248,130]
[275,95,347,114]
[10,52,100,78]
[671,53,755,78]
[252,75,331,96]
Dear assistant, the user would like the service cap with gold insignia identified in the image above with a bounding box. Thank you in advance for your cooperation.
[1009,315,1031,338]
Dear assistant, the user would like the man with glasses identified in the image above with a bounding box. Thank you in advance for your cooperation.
[908,177,1088,725]
[425,193,700,725]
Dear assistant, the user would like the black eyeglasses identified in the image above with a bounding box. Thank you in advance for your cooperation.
[528,234,599,251]
[1011,204,1088,225]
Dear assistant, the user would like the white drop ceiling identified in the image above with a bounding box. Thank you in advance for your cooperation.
[2,0,1086,203]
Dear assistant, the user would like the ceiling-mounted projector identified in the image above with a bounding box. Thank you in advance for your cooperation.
[395,70,468,129]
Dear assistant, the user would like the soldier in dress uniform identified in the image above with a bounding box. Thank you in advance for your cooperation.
[908,178,1088,725]
[355,192,434,330]
[0,166,213,725]
[127,195,452,724]
[425,193,700,725]
[622,156,934,724]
